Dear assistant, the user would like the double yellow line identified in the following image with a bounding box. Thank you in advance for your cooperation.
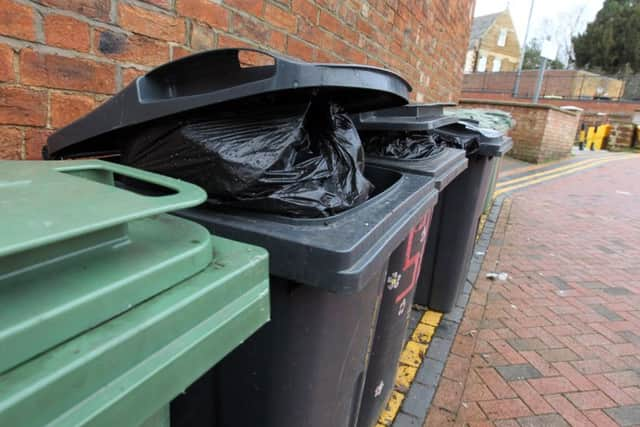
[494,154,635,197]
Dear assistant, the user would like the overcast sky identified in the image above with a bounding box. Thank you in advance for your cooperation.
[474,0,605,50]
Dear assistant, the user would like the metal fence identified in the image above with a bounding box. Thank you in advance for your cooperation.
[462,71,640,101]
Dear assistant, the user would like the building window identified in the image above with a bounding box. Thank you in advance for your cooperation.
[464,50,475,73]
[477,56,487,72]
[497,28,507,47]
[492,58,502,72]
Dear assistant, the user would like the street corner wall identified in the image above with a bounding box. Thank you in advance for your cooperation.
[0,0,475,160]
[459,99,580,163]
[540,108,581,161]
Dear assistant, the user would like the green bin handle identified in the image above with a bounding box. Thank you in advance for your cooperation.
[53,160,207,209]
[0,160,208,257]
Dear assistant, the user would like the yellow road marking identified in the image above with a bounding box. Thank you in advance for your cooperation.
[411,323,435,344]
[498,156,572,179]
[378,391,405,425]
[399,341,428,367]
[494,156,631,197]
[395,365,418,391]
[495,158,614,196]
[376,310,443,425]
[421,310,443,326]
[496,155,621,189]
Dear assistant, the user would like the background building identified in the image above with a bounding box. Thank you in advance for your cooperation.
[465,9,521,73]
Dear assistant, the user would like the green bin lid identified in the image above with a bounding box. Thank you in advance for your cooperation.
[0,236,269,427]
[0,160,210,373]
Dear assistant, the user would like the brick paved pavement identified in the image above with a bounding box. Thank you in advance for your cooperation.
[425,156,640,427]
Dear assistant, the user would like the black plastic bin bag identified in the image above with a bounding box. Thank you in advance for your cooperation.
[361,131,444,160]
[121,101,373,217]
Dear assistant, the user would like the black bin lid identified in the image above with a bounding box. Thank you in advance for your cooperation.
[46,48,412,159]
[433,120,513,157]
[352,103,458,131]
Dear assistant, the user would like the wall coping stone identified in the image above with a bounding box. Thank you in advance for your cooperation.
[460,98,579,116]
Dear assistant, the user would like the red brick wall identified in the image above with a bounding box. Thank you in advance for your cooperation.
[460,90,640,115]
[463,70,581,98]
[463,71,625,99]
[607,119,636,150]
[0,0,474,160]
[540,109,581,161]
[459,99,580,163]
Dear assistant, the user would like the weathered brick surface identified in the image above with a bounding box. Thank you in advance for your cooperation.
[0,86,47,126]
[50,92,97,129]
[426,157,640,426]
[0,126,23,159]
[118,3,187,43]
[44,14,91,52]
[0,44,15,83]
[39,0,112,22]
[20,49,116,94]
[24,128,52,160]
[93,29,170,67]
[0,0,37,41]
[459,99,580,163]
[0,0,473,159]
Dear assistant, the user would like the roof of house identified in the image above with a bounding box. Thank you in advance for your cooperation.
[468,12,501,49]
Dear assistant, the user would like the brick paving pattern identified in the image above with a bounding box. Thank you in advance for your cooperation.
[425,157,640,426]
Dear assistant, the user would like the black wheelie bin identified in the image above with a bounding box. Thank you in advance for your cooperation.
[423,118,512,312]
[44,48,440,427]
[352,104,468,427]
[354,104,512,313]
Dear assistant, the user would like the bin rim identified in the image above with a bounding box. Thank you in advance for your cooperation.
[178,166,439,294]
[363,147,468,190]
[433,120,512,157]
[352,103,459,131]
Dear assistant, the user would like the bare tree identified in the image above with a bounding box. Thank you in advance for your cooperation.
[532,5,588,67]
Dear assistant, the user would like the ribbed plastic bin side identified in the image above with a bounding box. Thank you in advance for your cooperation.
[355,195,437,427]
[0,237,269,427]
[0,160,209,374]
[418,123,512,312]
[352,104,468,426]
[177,166,437,427]
[416,153,494,310]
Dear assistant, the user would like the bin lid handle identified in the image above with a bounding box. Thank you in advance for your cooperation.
[0,160,206,257]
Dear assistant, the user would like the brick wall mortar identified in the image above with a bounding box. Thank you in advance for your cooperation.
[0,0,474,159]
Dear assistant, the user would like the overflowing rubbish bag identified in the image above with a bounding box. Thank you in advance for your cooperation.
[121,100,373,217]
[432,121,505,154]
[361,131,444,159]
[444,108,515,133]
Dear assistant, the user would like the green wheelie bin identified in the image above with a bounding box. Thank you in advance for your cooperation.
[0,160,269,427]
